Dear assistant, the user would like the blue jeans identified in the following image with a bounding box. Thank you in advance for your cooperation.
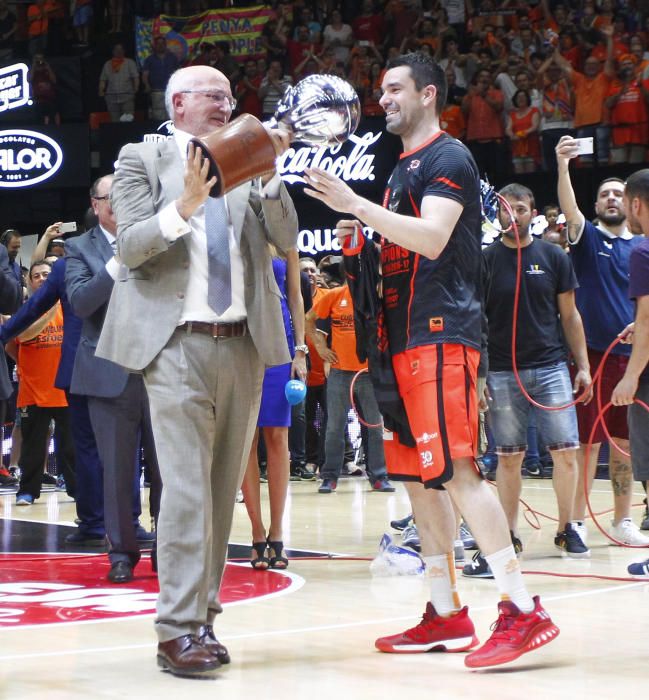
[524,412,553,468]
[322,369,386,480]
[487,363,579,454]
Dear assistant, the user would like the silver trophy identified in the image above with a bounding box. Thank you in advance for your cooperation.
[191,74,361,196]
[268,73,361,146]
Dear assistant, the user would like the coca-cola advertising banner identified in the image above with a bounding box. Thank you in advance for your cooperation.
[279,121,401,257]
[98,117,402,257]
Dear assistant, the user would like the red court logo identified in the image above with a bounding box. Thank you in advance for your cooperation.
[0,554,300,627]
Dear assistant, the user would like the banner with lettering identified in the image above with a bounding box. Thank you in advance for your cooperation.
[135,5,273,67]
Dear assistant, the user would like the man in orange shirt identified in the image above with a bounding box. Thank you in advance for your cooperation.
[606,54,649,164]
[306,275,394,494]
[9,260,75,505]
[554,27,615,166]
[300,256,329,473]
[461,69,506,179]
[27,0,53,57]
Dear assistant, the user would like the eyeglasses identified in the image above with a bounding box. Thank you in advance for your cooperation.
[92,195,110,201]
[181,90,237,109]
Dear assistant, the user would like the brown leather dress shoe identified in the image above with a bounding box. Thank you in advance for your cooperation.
[198,625,231,664]
[157,635,221,678]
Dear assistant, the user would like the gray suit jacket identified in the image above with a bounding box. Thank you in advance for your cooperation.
[65,226,130,398]
[96,138,298,371]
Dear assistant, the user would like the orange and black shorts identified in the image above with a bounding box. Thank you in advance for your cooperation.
[385,343,481,489]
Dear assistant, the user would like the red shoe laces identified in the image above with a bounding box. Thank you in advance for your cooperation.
[406,608,443,640]
[488,607,520,642]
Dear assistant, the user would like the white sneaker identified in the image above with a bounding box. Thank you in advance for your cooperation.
[610,518,649,546]
[401,524,421,552]
[572,520,587,546]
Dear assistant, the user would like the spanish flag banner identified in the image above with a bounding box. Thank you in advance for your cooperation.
[135,6,273,66]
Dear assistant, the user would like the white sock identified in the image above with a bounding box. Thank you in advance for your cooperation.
[486,545,534,613]
[423,553,461,617]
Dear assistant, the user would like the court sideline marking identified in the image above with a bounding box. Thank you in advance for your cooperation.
[0,580,644,662]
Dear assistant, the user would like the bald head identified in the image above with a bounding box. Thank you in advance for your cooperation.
[165,66,232,132]
[90,173,116,234]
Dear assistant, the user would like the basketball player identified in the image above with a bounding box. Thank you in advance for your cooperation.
[611,168,649,578]
[302,52,559,669]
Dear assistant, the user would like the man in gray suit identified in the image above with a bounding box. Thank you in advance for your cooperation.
[96,65,297,678]
[65,174,162,584]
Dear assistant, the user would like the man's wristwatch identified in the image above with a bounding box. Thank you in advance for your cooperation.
[294,344,309,355]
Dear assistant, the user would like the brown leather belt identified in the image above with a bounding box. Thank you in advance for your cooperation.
[177,320,248,339]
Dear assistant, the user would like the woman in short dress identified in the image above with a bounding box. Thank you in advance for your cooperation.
[241,247,307,570]
[506,89,541,174]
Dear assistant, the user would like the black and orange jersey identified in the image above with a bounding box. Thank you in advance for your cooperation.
[380,131,482,355]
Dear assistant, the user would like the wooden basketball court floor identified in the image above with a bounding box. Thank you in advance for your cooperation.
[0,476,647,700]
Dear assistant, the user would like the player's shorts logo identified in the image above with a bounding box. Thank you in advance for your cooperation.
[416,432,438,444]
[420,450,434,467]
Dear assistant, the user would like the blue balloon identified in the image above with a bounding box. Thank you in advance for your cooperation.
[285,379,307,405]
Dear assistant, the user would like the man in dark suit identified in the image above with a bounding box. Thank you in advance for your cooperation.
[0,228,24,288]
[95,65,297,678]
[0,241,24,484]
[65,174,162,584]
[0,245,152,546]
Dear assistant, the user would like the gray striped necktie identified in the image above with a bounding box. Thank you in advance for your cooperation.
[204,195,231,315]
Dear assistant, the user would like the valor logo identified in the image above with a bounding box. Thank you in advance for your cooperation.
[0,63,31,114]
[0,130,63,188]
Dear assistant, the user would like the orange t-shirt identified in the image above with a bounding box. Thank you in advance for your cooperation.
[464,89,505,141]
[571,71,612,127]
[440,104,466,139]
[307,285,329,387]
[16,304,67,408]
[27,3,49,37]
[312,284,366,372]
[606,78,649,145]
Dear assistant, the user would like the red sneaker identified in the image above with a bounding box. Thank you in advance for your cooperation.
[375,604,478,653]
[465,596,559,668]
[0,467,17,486]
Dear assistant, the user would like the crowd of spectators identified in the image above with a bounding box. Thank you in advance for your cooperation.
[2,0,649,174]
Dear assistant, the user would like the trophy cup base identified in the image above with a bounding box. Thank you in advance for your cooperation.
[190,113,278,197]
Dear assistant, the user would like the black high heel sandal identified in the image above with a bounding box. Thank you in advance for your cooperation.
[267,539,289,569]
[251,541,270,570]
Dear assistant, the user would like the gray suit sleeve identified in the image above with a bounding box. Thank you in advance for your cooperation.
[112,143,175,269]
[255,181,299,254]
